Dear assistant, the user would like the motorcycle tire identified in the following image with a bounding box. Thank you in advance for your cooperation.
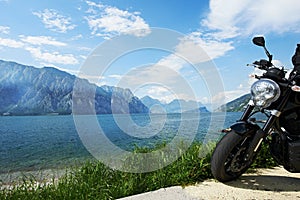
[211,130,258,182]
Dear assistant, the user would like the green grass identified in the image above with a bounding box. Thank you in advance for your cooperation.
[0,142,277,200]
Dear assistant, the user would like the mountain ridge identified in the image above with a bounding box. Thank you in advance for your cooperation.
[0,60,148,116]
[215,93,251,112]
[141,95,209,113]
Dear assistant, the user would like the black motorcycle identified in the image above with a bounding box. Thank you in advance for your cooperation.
[211,36,300,182]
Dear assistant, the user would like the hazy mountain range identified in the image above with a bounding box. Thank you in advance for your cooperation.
[141,95,209,113]
[0,60,148,115]
[0,60,247,116]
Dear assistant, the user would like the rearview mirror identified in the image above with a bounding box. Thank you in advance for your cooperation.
[252,37,265,47]
[252,36,273,62]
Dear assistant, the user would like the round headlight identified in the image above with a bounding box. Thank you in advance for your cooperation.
[251,78,281,108]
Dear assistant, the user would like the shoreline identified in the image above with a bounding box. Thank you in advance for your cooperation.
[0,168,68,188]
[0,158,94,187]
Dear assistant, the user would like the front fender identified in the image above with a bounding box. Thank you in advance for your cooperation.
[230,121,261,136]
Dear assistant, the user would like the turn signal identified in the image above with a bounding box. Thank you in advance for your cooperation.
[292,85,300,92]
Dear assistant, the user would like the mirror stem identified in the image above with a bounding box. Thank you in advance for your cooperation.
[264,47,272,62]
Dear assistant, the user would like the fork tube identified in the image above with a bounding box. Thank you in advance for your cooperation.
[240,104,255,121]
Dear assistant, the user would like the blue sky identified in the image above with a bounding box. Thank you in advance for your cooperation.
[0,0,300,109]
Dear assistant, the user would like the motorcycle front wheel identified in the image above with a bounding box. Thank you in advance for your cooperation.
[211,130,259,182]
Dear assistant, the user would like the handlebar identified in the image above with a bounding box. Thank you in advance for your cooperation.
[251,59,273,70]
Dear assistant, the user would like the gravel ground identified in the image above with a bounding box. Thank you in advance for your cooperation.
[119,167,300,200]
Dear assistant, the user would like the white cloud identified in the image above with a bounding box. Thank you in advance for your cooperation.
[147,85,169,96]
[33,9,76,33]
[145,86,177,103]
[156,54,186,72]
[85,1,150,38]
[20,35,67,46]
[70,34,83,41]
[145,32,233,76]
[272,60,284,68]
[25,47,78,65]
[108,74,122,80]
[117,65,179,87]
[202,0,251,39]
[203,0,300,39]
[0,26,10,34]
[243,0,300,34]
[175,32,234,63]
[0,37,24,48]
[85,0,104,10]
[199,96,209,104]
[0,35,78,66]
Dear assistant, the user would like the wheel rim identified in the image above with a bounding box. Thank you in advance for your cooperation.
[224,136,253,175]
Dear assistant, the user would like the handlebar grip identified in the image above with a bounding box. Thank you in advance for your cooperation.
[253,59,271,70]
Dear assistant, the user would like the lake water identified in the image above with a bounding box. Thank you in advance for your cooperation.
[0,112,242,174]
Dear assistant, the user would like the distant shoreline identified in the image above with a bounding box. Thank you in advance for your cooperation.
[0,168,68,186]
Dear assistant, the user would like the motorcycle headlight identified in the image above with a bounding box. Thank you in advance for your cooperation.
[251,78,281,108]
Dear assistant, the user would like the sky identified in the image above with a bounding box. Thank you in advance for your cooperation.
[1,0,300,109]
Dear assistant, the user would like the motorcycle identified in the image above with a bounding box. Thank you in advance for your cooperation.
[211,36,300,182]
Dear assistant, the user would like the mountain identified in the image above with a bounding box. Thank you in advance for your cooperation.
[140,96,164,113]
[140,95,162,108]
[184,106,210,113]
[0,60,148,115]
[101,85,149,114]
[141,95,209,113]
[216,94,251,112]
[165,99,205,113]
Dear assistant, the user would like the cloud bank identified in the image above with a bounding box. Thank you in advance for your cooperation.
[33,9,76,33]
[85,1,151,39]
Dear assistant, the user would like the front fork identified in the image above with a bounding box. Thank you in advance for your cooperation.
[238,89,292,154]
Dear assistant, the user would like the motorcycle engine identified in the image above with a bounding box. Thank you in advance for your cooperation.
[270,132,300,172]
[280,109,300,135]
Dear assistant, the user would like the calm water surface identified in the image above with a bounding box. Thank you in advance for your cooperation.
[0,112,242,173]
